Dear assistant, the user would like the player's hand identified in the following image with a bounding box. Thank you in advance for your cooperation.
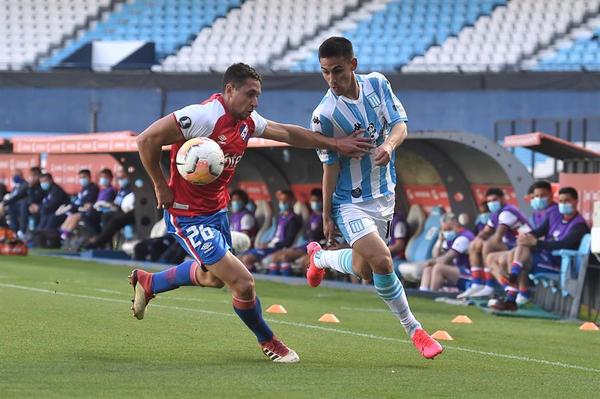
[335,130,374,158]
[517,233,537,247]
[373,142,393,166]
[323,216,335,242]
[155,182,174,209]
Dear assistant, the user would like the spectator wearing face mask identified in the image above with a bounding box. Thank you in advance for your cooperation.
[58,169,99,241]
[81,168,117,235]
[238,189,302,272]
[267,188,325,276]
[2,169,29,237]
[229,189,258,245]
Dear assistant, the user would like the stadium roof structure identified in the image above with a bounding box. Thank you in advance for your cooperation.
[503,132,600,160]
[10,131,287,154]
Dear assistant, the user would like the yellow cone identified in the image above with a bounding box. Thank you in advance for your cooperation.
[431,330,454,340]
[318,313,340,323]
[266,304,287,314]
[451,315,473,324]
[579,322,599,331]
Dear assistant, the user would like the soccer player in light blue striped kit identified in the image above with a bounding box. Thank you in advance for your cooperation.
[306,37,443,359]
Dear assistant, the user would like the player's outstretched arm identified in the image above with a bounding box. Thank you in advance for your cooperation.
[136,115,185,209]
[262,120,373,158]
[373,122,407,166]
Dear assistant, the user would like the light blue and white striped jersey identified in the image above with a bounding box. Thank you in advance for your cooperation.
[311,72,407,205]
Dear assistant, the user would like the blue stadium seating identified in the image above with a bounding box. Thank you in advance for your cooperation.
[38,0,241,70]
[535,34,600,71]
[291,0,506,72]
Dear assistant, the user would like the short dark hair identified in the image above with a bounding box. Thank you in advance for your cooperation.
[530,180,552,193]
[99,168,113,179]
[485,187,504,198]
[310,188,323,198]
[280,189,294,200]
[30,166,42,176]
[78,169,91,177]
[41,173,53,180]
[223,63,262,89]
[558,186,578,200]
[318,37,354,60]
[231,189,249,204]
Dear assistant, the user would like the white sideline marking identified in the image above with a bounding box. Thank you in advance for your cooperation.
[1,282,599,374]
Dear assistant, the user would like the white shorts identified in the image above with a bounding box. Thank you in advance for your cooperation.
[332,194,395,246]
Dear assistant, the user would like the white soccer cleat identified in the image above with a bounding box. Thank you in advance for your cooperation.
[469,285,495,298]
[260,337,300,363]
[516,293,530,306]
[128,269,155,320]
[456,284,482,299]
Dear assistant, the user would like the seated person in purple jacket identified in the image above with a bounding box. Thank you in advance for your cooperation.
[488,180,560,305]
[81,168,117,235]
[59,169,100,240]
[458,187,531,299]
[229,189,258,246]
[419,213,475,292]
[238,189,302,272]
[267,188,325,276]
[491,186,589,311]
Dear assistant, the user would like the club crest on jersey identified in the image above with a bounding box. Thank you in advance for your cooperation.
[366,92,381,108]
[178,116,192,129]
[239,124,250,141]
[351,187,362,198]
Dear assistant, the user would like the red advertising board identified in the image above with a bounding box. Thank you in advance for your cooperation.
[0,154,40,190]
[45,154,121,194]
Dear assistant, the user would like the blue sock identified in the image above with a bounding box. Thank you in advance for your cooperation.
[233,296,274,343]
[373,272,421,337]
[151,260,199,294]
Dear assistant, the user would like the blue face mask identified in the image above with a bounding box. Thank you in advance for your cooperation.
[442,230,457,241]
[310,201,322,212]
[278,202,289,212]
[487,200,502,214]
[231,200,243,213]
[41,181,51,191]
[530,197,549,211]
[118,178,129,188]
[558,203,574,215]
[79,177,90,187]
[99,177,110,187]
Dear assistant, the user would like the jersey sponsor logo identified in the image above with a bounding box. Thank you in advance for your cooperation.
[224,153,243,169]
[353,122,362,132]
[349,219,365,234]
[366,92,381,108]
[178,116,192,129]
[351,187,362,198]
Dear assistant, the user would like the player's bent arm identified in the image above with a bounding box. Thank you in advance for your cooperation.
[385,121,408,150]
[477,225,494,240]
[262,120,372,157]
[136,115,185,188]
[490,224,508,245]
[434,249,458,265]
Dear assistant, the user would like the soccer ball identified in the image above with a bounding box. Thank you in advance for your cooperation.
[176,137,225,185]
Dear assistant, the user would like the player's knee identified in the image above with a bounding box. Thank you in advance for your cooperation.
[368,253,393,274]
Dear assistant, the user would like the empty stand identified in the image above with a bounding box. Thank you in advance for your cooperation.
[275,0,505,73]
[40,0,240,70]
[405,0,600,73]
[158,0,361,72]
[0,0,111,71]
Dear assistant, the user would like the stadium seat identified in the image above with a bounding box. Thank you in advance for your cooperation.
[404,204,426,258]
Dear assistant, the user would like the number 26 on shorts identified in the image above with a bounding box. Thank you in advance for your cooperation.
[185,225,214,248]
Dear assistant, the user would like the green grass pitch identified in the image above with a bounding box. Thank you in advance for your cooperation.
[1,255,599,398]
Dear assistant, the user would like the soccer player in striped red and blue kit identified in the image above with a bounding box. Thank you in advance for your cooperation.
[131,63,373,363]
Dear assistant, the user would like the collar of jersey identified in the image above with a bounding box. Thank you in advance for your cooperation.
[337,75,363,105]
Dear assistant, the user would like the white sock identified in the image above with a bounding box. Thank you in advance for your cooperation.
[314,248,356,276]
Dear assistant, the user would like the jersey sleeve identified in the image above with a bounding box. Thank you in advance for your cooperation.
[240,214,256,231]
[451,236,470,254]
[498,210,519,228]
[172,104,216,140]
[377,73,408,128]
[250,110,268,137]
[311,112,338,164]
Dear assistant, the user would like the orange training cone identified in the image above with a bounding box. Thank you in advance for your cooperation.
[266,304,287,314]
[318,313,340,323]
[579,322,599,331]
[451,315,473,324]
[431,330,454,340]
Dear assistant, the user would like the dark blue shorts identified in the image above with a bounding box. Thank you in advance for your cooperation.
[164,209,231,266]
[531,249,561,274]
